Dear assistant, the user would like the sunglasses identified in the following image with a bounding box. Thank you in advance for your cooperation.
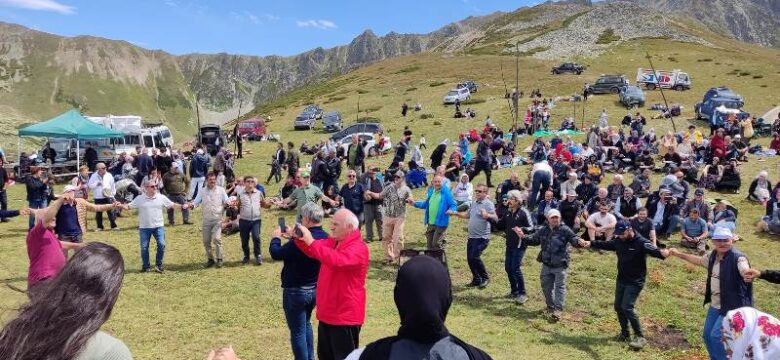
[145,185,156,188]
[347,175,356,178]
[475,190,486,193]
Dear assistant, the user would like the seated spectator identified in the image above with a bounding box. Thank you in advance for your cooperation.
[716,159,741,193]
[615,187,641,220]
[629,168,652,198]
[345,256,491,360]
[0,243,132,359]
[730,135,749,161]
[452,174,474,211]
[662,148,682,169]
[710,128,727,159]
[681,208,709,255]
[646,187,680,242]
[758,190,780,235]
[606,175,625,202]
[747,171,772,204]
[585,203,617,241]
[710,200,737,233]
[699,157,723,191]
[535,190,559,226]
[770,133,780,152]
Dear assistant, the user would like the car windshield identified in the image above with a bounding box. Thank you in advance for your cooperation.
[447,91,458,96]
[323,115,339,124]
[239,122,256,129]
[625,87,642,95]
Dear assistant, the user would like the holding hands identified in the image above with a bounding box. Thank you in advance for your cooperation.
[578,239,590,248]
[743,268,761,283]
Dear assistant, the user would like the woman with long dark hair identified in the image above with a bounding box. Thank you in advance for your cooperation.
[0,243,132,360]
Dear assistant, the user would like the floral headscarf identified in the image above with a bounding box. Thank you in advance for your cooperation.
[722,307,780,360]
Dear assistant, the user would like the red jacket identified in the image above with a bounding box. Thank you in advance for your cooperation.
[296,229,369,326]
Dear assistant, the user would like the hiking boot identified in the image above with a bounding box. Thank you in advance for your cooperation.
[242,257,250,264]
[629,336,647,350]
[478,278,490,289]
[206,259,215,268]
[216,260,223,268]
[515,295,528,305]
[615,334,630,342]
[154,265,164,273]
[183,220,194,225]
[255,256,263,265]
[551,310,562,322]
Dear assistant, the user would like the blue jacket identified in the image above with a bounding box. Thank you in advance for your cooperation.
[414,185,457,227]
[269,226,329,288]
[189,154,210,178]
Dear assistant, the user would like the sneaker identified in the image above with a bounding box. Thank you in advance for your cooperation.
[515,295,528,305]
[111,227,120,231]
[478,278,490,289]
[216,260,223,268]
[255,256,263,265]
[242,257,250,264]
[629,336,647,350]
[140,267,150,273]
[551,310,562,322]
[505,292,518,299]
[466,280,480,288]
[95,228,104,232]
[154,265,164,273]
[206,259,215,268]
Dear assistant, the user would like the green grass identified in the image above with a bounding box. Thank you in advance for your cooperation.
[2,36,780,360]
[596,29,621,44]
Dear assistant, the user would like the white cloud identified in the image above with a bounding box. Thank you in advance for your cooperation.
[164,0,177,6]
[0,0,75,14]
[296,19,337,30]
[230,10,279,25]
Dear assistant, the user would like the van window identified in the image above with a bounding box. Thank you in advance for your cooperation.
[143,135,154,148]
[161,130,171,138]
[123,135,140,145]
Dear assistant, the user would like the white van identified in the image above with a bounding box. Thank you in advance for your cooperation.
[87,115,172,155]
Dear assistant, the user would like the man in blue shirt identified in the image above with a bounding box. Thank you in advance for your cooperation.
[270,203,329,360]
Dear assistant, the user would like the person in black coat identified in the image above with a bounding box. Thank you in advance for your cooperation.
[743,268,780,284]
[429,143,447,170]
[84,145,98,171]
[350,256,492,360]
[582,220,668,349]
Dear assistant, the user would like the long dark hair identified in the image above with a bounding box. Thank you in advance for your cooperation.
[0,243,125,360]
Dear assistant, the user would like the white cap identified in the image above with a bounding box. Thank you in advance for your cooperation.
[712,227,734,240]
[546,209,561,218]
[196,149,204,155]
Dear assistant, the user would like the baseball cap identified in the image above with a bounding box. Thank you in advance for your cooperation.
[546,209,561,218]
[712,227,734,241]
[695,188,705,196]
[300,170,311,178]
[614,220,631,236]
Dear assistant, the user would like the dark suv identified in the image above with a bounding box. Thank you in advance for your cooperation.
[457,80,479,93]
[551,63,585,75]
[587,75,629,95]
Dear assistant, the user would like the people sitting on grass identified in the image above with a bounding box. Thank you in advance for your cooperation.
[747,170,772,205]
[758,190,780,235]
[716,159,742,193]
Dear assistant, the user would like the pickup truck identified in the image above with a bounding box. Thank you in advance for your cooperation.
[551,63,585,75]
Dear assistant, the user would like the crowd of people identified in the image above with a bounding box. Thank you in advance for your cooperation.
[1,105,780,360]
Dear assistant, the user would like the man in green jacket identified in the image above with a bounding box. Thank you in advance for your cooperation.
[162,165,191,225]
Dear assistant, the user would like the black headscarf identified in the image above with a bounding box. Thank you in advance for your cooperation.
[394,256,451,343]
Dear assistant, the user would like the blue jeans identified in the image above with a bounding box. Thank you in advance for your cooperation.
[529,171,551,210]
[239,219,261,259]
[466,238,490,283]
[28,199,48,229]
[655,215,681,236]
[505,247,526,296]
[139,227,166,270]
[283,287,317,360]
[703,306,726,360]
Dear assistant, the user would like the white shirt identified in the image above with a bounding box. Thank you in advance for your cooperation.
[587,212,617,229]
[128,193,175,229]
[453,181,473,202]
[88,172,116,200]
[531,162,553,179]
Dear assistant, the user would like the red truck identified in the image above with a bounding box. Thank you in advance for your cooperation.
[237,118,267,140]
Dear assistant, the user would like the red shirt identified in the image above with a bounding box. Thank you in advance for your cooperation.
[296,229,369,326]
[27,221,66,286]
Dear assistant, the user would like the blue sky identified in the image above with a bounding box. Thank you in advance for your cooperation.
[0,0,538,56]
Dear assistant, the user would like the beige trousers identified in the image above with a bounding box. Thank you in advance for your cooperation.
[381,216,405,262]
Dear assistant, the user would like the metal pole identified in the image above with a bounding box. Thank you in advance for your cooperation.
[512,43,520,145]
[195,94,202,145]
[76,139,80,171]
[646,53,677,133]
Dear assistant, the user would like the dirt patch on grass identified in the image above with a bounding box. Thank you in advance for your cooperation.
[645,321,690,351]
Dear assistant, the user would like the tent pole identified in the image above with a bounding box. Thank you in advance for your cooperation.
[17,137,20,175]
[77,140,80,173]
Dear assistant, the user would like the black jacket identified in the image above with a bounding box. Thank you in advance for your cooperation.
[760,270,780,284]
[26,176,48,202]
[524,224,580,268]
[645,193,680,230]
[491,207,533,249]
[590,235,664,284]
[0,167,7,191]
[347,143,366,167]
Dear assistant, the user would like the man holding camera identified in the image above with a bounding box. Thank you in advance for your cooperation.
[646,186,680,243]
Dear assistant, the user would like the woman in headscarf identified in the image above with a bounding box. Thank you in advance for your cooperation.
[721,307,780,360]
[747,171,772,204]
[430,141,448,170]
[346,256,492,360]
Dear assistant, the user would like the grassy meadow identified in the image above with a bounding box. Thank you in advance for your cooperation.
[1,36,780,359]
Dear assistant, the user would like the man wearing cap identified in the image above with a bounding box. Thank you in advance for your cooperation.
[53,185,119,256]
[448,183,496,289]
[486,189,533,304]
[614,188,641,220]
[414,175,458,251]
[559,190,583,231]
[190,171,231,268]
[668,227,753,359]
[581,220,669,350]
[516,209,584,321]
[359,167,384,243]
[368,170,413,265]
[188,148,210,201]
[645,186,680,242]
[281,170,338,222]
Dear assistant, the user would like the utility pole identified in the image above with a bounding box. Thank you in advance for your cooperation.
[195,93,202,145]
[646,52,677,132]
[512,42,520,145]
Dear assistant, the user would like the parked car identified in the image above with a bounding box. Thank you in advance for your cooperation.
[303,104,324,119]
[322,112,343,132]
[330,122,384,142]
[694,87,744,121]
[237,118,267,140]
[337,132,392,157]
[443,87,471,104]
[551,63,585,75]
[587,75,629,95]
[199,124,225,155]
[619,86,646,108]
[294,110,318,130]
[635,68,690,91]
[457,80,479,93]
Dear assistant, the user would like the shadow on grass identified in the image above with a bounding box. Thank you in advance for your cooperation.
[537,330,613,360]
[367,259,399,283]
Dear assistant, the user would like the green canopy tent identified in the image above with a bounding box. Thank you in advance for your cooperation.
[18,109,124,170]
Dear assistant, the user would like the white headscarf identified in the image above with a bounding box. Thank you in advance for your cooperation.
[722,307,780,360]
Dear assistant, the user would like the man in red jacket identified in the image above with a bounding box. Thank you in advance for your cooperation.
[295,208,369,360]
